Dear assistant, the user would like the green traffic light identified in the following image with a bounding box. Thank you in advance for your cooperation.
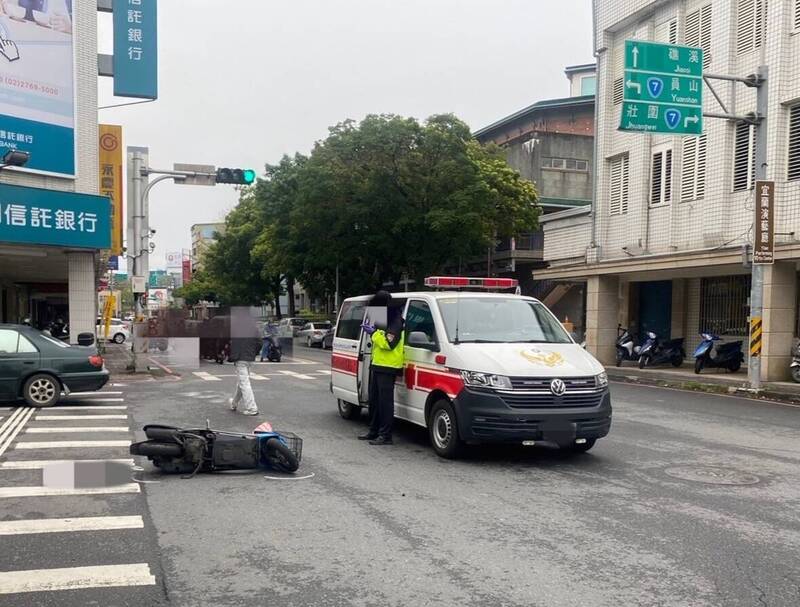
[243,169,256,184]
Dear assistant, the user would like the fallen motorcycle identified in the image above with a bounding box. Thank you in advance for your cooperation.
[130,421,302,476]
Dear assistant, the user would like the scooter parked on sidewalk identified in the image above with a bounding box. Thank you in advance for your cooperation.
[791,342,800,383]
[638,332,685,369]
[693,333,744,374]
[615,325,642,366]
[130,421,302,476]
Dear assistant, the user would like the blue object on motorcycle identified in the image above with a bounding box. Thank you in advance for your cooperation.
[693,342,713,357]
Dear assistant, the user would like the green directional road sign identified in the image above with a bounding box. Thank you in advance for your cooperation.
[619,39,703,136]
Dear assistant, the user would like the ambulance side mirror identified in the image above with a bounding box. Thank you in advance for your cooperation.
[407,331,439,352]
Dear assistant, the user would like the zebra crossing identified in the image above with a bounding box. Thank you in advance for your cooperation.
[0,387,163,602]
[192,368,332,381]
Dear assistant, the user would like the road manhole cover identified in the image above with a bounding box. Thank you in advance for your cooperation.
[664,466,760,486]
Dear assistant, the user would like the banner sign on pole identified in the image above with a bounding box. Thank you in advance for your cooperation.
[0,4,76,176]
[113,0,158,99]
[753,180,774,265]
[99,125,123,255]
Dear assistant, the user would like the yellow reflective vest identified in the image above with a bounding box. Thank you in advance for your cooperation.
[371,329,405,370]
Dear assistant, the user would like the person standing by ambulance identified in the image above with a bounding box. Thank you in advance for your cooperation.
[358,292,405,445]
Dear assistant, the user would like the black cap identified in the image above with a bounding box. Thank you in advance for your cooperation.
[369,290,392,306]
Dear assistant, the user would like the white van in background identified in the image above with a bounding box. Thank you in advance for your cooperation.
[330,277,612,458]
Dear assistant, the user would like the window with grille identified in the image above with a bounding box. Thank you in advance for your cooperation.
[656,18,678,44]
[608,154,629,216]
[737,0,767,55]
[789,105,800,181]
[733,122,756,191]
[681,135,707,202]
[685,5,712,68]
[650,147,673,205]
[699,275,751,336]
[795,0,800,31]
[612,37,625,105]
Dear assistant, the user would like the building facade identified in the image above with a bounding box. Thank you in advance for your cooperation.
[190,222,225,273]
[0,0,110,341]
[474,65,595,338]
[541,0,800,380]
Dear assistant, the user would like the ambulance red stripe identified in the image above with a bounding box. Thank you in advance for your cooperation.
[406,364,464,398]
[331,353,358,376]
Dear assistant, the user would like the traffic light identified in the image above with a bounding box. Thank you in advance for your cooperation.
[215,168,257,185]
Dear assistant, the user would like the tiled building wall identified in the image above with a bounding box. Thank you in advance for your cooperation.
[543,215,592,264]
[590,0,800,262]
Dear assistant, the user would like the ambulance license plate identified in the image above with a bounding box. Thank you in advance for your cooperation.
[539,420,576,445]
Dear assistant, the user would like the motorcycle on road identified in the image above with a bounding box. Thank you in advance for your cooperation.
[693,333,744,374]
[638,332,685,369]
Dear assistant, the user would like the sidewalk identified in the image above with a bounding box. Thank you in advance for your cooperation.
[606,361,800,405]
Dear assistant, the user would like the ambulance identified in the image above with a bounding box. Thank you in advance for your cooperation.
[330,277,612,458]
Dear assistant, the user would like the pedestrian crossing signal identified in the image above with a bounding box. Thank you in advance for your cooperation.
[215,168,256,185]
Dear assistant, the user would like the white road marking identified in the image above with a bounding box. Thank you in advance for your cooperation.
[249,372,269,380]
[0,458,134,470]
[0,563,155,594]
[278,370,316,380]
[316,369,332,375]
[67,391,124,396]
[26,427,130,434]
[48,405,127,411]
[0,483,140,499]
[15,440,131,449]
[36,414,128,421]
[193,371,221,381]
[0,407,35,459]
[65,398,125,403]
[0,515,144,536]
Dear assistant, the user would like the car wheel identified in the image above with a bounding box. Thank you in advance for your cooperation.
[337,399,361,420]
[570,438,596,453]
[23,374,60,408]
[694,357,704,374]
[428,399,463,459]
[113,332,125,344]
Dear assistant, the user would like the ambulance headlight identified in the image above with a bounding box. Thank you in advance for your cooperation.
[460,371,512,390]
[595,371,608,389]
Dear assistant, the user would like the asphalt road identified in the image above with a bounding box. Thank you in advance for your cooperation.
[3,344,800,606]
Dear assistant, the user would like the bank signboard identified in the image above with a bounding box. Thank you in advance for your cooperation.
[0,183,111,248]
[0,1,76,176]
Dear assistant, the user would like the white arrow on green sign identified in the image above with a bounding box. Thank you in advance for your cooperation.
[619,39,704,136]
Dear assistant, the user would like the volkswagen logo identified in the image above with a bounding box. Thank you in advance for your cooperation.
[550,378,566,396]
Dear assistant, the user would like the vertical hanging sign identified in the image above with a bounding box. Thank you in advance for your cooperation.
[113,0,158,99]
[99,124,123,255]
[753,180,774,265]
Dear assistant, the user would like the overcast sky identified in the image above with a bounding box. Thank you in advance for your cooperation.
[98,0,592,271]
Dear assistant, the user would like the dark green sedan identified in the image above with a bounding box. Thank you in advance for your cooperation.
[0,324,109,408]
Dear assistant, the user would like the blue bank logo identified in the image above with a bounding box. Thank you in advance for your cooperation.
[665,109,682,129]
[647,77,664,98]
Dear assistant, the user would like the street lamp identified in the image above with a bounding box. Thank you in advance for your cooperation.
[0,149,30,169]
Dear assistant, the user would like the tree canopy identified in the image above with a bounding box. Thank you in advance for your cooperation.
[189,113,539,309]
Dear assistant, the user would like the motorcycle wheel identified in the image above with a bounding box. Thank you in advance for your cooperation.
[727,360,742,373]
[671,355,683,368]
[131,440,183,458]
[638,355,648,369]
[615,351,623,367]
[694,357,704,374]
[264,438,299,473]
[792,366,800,383]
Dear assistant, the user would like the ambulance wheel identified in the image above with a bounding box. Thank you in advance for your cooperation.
[429,399,463,459]
[337,399,361,420]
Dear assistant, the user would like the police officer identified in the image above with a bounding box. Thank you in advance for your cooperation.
[358,292,404,445]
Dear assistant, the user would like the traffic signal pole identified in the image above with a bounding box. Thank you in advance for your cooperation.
[128,160,256,372]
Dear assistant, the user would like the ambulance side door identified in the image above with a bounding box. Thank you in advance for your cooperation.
[399,298,440,427]
[331,300,366,405]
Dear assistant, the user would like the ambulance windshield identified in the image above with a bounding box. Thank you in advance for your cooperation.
[437,297,572,344]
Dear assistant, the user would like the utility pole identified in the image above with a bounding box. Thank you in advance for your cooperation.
[748,65,769,390]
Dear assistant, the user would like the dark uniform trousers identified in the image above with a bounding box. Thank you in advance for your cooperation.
[368,367,397,439]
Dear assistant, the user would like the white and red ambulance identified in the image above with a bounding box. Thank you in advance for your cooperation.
[330,277,611,458]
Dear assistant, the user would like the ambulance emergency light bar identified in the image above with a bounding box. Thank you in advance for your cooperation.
[424,276,518,289]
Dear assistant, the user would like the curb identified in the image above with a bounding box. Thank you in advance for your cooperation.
[607,371,800,406]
